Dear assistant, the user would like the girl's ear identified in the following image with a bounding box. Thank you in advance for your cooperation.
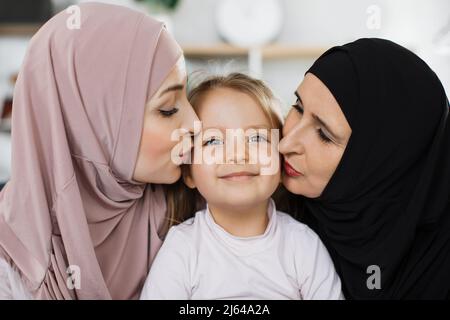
[182,167,196,189]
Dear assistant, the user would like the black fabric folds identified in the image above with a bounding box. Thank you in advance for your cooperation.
[300,38,450,299]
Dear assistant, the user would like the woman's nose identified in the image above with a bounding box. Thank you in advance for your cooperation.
[279,125,304,156]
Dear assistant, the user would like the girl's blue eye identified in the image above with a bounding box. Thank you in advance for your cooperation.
[248,134,268,143]
[204,137,223,146]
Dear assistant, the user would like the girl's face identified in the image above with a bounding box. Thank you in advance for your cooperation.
[279,73,352,198]
[133,57,199,184]
[185,87,280,210]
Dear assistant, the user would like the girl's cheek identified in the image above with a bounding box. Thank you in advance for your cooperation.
[192,165,215,187]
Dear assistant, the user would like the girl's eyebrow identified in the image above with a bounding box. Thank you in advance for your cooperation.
[293,91,343,143]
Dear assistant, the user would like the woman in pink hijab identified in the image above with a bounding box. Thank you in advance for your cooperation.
[0,2,198,299]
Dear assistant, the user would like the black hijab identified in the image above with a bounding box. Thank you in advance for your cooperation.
[298,38,450,299]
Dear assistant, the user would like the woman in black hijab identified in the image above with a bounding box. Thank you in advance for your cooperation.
[279,38,450,299]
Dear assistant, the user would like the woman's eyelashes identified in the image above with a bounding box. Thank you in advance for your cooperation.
[317,128,332,143]
[292,99,303,114]
[292,100,333,145]
[158,106,179,117]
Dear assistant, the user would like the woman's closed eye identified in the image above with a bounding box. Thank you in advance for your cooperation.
[158,106,179,117]
[292,100,303,115]
[292,98,334,145]
[316,128,333,144]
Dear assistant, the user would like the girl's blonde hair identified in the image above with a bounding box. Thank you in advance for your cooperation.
[163,72,286,231]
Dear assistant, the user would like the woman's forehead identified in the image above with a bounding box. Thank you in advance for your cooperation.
[298,73,351,135]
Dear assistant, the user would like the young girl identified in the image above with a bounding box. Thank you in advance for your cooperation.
[140,73,344,300]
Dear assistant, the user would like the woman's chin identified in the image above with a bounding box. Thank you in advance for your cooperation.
[283,175,310,196]
[157,165,182,184]
[282,175,299,193]
[283,178,322,198]
[133,165,181,185]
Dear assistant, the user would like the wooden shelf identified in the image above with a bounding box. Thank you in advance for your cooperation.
[0,25,327,60]
[262,45,327,58]
[0,23,42,36]
[182,44,327,59]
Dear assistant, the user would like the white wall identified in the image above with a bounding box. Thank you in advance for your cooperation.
[171,0,450,110]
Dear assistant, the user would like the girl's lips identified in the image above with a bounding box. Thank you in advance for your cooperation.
[284,160,303,177]
[220,171,258,181]
[222,175,255,182]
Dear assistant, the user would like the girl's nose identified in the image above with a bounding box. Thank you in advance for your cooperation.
[225,133,247,164]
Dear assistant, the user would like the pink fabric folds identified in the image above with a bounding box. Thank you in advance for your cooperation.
[0,2,182,299]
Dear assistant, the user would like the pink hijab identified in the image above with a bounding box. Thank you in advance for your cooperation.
[0,2,182,299]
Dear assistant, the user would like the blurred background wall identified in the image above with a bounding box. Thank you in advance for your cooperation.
[0,0,449,187]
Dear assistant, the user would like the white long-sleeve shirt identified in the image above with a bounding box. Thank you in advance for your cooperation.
[0,259,32,300]
[140,199,344,300]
